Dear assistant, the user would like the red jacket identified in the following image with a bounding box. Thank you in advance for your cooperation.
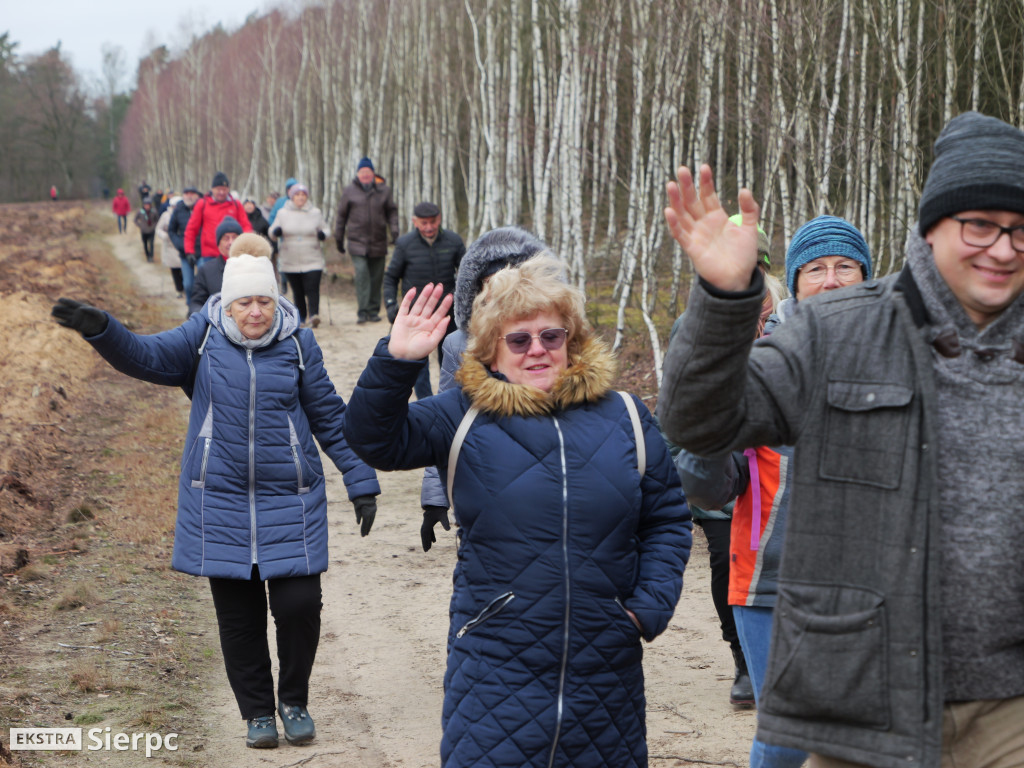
[183,195,252,257]
[111,194,131,216]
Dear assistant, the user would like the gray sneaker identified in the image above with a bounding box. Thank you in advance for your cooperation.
[245,715,278,748]
[278,702,316,745]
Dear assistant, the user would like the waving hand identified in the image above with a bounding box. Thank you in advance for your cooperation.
[387,283,453,361]
[664,164,761,292]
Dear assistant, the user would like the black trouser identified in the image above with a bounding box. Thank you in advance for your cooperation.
[141,232,155,260]
[284,271,322,323]
[208,566,322,719]
[170,267,184,293]
[694,518,740,653]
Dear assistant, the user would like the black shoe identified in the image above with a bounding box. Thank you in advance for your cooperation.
[357,315,368,325]
[730,647,755,708]
[368,314,382,322]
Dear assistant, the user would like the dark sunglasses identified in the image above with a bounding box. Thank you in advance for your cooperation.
[502,328,568,354]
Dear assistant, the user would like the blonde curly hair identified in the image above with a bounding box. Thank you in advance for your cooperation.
[466,254,590,368]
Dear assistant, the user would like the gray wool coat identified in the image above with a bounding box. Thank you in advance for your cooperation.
[658,267,945,768]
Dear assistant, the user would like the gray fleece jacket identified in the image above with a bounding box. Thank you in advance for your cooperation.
[657,229,1024,768]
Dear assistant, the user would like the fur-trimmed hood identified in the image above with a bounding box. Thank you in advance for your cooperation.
[455,334,617,417]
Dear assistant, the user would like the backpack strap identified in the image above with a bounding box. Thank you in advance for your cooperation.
[617,391,646,477]
[446,406,480,512]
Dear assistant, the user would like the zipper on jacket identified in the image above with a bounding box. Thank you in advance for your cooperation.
[547,416,570,768]
[456,592,515,638]
[247,350,258,565]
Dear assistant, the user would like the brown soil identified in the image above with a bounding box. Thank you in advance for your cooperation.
[0,203,754,767]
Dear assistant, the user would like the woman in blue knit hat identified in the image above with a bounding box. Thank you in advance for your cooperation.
[676,214,870,768]
[771,215,872,326]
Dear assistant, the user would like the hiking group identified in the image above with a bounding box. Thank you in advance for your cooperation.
[52,111,1024,768]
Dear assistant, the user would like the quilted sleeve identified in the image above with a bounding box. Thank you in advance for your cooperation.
[625,399,693,642]
[297,332,381,500]
[344,337,458,471]
[86,312,208,387]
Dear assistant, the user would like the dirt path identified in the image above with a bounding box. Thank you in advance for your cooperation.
[107,232,755,767]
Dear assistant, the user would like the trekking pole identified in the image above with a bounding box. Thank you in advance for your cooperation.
[324,267,333,326]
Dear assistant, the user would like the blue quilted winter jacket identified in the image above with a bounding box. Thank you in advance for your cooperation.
[345,336,692,768]
[84,296,380,579]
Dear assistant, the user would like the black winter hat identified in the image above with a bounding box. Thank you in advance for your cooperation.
[918,112,1024,235]
[211,171,230,189]
[215,216,243,244]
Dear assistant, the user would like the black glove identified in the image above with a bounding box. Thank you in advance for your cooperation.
[386,302,399,324]
[271,227,283,239]
[335,239,345,254]
[420,506,451,552]
[316,231,326,241]
[352,495,377,537]
[186,253,198,267]
[51,298,109,337]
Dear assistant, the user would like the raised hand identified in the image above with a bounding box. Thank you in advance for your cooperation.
[388,283,453,361]
[664,164,761,292]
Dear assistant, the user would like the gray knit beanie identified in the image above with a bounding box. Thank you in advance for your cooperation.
[918,111,1024,235]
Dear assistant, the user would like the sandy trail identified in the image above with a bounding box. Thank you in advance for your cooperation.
[107,231,755,767]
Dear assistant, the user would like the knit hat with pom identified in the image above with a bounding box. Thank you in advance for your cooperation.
[229,232,273,260]
[221,253,278,308]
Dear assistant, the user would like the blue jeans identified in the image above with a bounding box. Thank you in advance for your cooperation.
[733,606,808,768]
[179,254,195,304]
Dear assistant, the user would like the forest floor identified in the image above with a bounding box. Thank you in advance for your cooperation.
[0,201,755,767]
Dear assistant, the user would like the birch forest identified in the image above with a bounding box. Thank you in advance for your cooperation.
[119,0,1024,379]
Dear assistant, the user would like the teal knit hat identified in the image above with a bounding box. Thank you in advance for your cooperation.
[785,216,872,296]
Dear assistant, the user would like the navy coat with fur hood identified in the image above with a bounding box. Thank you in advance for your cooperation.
[345,335,691,767]
[83,296,380,580]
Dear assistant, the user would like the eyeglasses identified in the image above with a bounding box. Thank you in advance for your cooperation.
[798,262,863,284]
[950,216,1024,253]
[502,328,568,354]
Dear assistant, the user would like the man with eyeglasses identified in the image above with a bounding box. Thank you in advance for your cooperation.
[658,110,1024,768]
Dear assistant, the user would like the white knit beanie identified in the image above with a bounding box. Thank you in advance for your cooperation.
[221,254,279,308]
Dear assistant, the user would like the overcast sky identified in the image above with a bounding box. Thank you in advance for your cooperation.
[5,1,275,91]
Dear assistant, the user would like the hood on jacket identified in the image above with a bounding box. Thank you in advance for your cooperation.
[455,334,616,417]
[453,227,550,330]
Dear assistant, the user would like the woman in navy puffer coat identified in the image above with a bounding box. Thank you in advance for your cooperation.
[51,237,379,749]
[345,255,692,767]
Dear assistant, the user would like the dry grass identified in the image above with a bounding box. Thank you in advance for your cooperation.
[54,582,98,610]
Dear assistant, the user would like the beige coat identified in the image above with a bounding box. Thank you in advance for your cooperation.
[271,200,330,273]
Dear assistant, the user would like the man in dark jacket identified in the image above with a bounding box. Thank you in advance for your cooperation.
[657,111,1024,768]
[334,157,399,324]
[183,172,252,264]
[168,186,201,305]
[382,201,465,399]
[189,216,245,315]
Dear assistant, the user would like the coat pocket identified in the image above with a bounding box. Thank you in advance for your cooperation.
[455,591,515,639]
[762,582,889,729]
[287,416,311,494]
[819,380,913,489]
[189,403,215,489]
[612,597,642,641]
